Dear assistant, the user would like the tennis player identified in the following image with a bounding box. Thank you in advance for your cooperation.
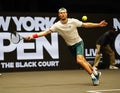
[25,7,108,86]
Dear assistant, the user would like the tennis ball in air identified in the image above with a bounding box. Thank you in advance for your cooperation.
[82,16,87,21]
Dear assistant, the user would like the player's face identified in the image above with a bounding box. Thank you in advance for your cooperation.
[58,12,68,20]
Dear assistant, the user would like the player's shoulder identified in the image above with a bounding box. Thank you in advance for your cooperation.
[68,18,81,22]
[53,20,60,25]
[51,21,61,27]
[68,18,77,21]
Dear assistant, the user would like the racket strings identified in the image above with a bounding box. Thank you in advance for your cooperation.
[11,33,21,44]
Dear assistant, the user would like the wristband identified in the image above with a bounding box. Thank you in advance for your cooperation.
[32,34,39,38]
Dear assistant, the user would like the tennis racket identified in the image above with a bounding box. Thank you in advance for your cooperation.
[10,31,25,44]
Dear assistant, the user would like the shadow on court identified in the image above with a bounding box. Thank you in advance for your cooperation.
[0,69,120,93]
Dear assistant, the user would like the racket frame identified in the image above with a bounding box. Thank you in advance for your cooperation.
[10,31,25,44]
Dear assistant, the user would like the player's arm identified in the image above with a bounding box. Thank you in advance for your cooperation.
[37,29,52,37]
[81,20,108,28]
[25,29,52,40]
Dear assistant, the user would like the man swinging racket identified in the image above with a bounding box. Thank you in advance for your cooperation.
[25,7,108,86]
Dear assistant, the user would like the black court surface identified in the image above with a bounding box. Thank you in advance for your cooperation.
[0,69,120,93]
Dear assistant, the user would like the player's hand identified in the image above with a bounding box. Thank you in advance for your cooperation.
[25,36,33,41]
[99,20,108,27]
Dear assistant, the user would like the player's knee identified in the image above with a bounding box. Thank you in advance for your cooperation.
[76,55,85,63]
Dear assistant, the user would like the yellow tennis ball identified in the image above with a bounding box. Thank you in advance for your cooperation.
[82,16,87,21]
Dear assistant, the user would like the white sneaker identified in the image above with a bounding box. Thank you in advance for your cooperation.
[92,77,99,86]
[109,65,119,69]
[0,73,2,76]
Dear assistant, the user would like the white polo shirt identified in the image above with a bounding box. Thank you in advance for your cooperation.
[50,18,83,46]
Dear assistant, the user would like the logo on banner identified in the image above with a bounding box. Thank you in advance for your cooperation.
[0,16,60,69]
[0,16,57,31]
[0,16,59,61]
[115,33,120,56]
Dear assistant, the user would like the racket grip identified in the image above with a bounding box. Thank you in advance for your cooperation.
[32,34,39,38]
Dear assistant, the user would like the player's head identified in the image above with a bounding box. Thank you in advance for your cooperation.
[58,7,68,20]
[58,7,67,13]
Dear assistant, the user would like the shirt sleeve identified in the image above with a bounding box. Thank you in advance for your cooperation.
[72,18,83,27]
[49,23,58,32]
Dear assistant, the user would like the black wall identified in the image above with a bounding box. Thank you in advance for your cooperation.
[0,0,119,13]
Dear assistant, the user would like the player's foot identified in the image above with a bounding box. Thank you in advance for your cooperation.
[0,73,2,76]
[109,65,119,69]
[92,77,99,86]
[95,71,101,80]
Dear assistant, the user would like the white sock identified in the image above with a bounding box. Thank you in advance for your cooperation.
[91,73,96,79]
[93,67,98,76]
[93,70,98,76]
[93,66,97,70]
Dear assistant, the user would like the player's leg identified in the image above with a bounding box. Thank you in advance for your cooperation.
[76,41,96,74]
[76,41,92,74]
[76,41,99,85]
[77,55,99,86]
[77,55,93,74]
